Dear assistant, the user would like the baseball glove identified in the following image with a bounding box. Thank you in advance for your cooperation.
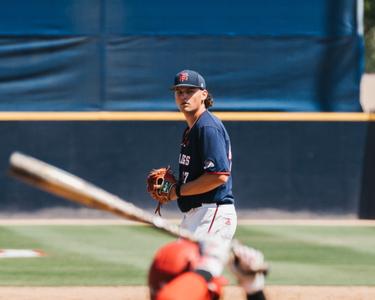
[147,167,177,215]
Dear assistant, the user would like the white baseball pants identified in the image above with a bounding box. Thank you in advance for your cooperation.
[179,203,237,242]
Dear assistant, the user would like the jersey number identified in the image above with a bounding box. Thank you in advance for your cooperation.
[182,172,189,183]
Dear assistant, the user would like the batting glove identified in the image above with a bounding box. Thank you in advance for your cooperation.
[229,243,266,294]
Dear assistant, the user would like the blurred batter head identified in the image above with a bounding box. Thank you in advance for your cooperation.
[148,239,201,299]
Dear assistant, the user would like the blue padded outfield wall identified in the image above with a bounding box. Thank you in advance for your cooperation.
[0,0,364,111]
[0,120,368,215]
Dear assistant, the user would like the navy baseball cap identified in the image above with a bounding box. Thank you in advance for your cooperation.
[171,70,206,90]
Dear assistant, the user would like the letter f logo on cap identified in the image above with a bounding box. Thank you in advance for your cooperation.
[179,72,189,82]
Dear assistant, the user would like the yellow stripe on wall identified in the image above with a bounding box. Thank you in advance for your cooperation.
[214,112,374,122]
[0,111,374,121]
[0,112,184,121]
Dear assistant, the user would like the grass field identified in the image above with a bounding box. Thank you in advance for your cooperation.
[0,223,374,286]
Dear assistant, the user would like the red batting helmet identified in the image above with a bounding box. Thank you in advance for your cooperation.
[148,239,201,299]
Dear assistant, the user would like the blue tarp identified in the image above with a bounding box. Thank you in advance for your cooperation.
[0,0,364,111]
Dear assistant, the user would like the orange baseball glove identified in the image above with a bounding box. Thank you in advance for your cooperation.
[147,167,177,215]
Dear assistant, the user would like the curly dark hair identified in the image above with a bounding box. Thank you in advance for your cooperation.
[204,92,214,108]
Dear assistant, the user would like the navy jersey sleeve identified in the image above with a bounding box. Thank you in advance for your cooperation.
[199,126,231,174]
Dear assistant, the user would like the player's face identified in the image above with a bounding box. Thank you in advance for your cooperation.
[174,87,207,113]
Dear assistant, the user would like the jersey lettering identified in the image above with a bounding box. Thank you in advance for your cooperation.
[179,154,190,166]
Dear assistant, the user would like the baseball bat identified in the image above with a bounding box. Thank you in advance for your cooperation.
[8,151,191,239]
[8,151,268,274]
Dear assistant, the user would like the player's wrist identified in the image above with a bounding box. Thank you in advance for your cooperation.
[167,184,178,201]
[240,273,265,294]
[175,182,182,198]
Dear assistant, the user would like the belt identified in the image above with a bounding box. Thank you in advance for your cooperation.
[190,201,232,209]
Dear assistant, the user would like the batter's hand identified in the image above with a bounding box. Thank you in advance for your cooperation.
[147,167,177,215]
[228,241,267,294]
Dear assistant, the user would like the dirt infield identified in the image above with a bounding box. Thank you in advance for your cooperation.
[1,286,375,300]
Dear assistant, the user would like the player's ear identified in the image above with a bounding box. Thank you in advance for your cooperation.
[201,89,208,101]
